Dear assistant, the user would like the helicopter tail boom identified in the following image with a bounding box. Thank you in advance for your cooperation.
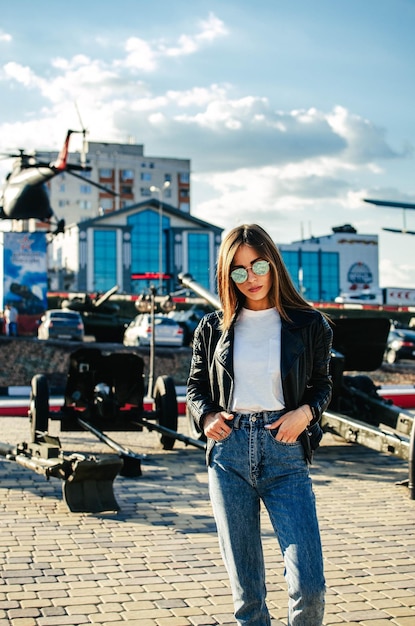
[52,130,76,171]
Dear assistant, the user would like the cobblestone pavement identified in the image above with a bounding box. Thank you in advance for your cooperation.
[0,414,414,626]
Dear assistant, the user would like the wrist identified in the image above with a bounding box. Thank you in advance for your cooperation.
[202,411,217,428]
[299,404,312,425]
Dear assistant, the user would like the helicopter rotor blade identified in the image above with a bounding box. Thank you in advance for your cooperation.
[74,101,88,167]
[382,227,415,235]
[66,169,118,196]
[0,149,32,159]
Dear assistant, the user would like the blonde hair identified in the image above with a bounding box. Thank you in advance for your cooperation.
[217,224,314,330]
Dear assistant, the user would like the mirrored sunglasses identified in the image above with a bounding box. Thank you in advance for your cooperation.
[230,260,271,284]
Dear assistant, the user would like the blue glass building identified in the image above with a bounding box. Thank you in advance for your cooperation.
[50,199,222,295]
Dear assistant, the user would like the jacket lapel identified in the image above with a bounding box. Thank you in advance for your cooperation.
[216,325,234,377]
[281,317,305,379]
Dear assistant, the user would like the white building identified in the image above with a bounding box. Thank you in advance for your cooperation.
[278,224,380,302]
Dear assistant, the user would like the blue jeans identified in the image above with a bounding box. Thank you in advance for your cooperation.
[208,411,325,626]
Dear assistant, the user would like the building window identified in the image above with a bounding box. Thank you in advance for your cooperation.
[99,168,113,178]
[179,172,190,183]
[121,185,133,195]
[80,200,92,210]
[59,184,65,192]
[320,252,340,301]
[121,169,134,181]
[93,230,117,291]
[80,185,91,194]
[179,189,189,199]
[128,209,171,292]
[164,174,171,183]
[281,249,339,301]
[140,187,151,196]
[188,233,210,289]
[140,172,152,181]
[99,198,113,212]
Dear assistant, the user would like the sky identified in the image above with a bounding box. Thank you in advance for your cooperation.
[1,0,415,288]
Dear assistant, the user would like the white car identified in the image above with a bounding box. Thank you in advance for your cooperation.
[123,314,184,347]
[334,291,382,304]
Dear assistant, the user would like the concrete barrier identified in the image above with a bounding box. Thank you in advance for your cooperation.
[0,336,192,390]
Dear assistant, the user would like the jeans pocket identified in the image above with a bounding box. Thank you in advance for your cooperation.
[214,425,234,443]
[267,427,301,447]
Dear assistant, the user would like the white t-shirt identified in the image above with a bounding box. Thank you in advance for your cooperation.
[231,307,285,412]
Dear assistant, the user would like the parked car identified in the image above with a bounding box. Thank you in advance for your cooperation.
[167,306,207,345]
[384,322,415,364]
[37,309,84,341]
[335,290,382,304]
[123,314,184,347]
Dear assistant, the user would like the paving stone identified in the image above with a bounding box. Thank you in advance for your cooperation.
[1,418,415,626]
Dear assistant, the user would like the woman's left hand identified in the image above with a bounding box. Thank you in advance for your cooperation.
[265,406,311,443]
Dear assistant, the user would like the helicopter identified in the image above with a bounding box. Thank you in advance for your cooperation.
[363,198,415,235]
[0,129,116,235]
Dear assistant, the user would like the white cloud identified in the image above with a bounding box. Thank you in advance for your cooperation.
[0,31,12,43]
[197,12,229,42]
[163,13,228,57]
[118,12,228,71]
[166,84,229,108]
[3,62,39,88]
[327,105,409,162]
[122,37,157,72]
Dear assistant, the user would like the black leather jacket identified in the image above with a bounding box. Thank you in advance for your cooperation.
[187,306,333,461]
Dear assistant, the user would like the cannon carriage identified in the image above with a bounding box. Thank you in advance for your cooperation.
[1,345,204,513]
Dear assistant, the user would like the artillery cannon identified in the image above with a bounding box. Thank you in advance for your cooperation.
[61,285,132,342]
[0,346,205,513]
[178,273,415,499]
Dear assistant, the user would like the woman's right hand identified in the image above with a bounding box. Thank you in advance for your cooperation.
[204,411,234,440]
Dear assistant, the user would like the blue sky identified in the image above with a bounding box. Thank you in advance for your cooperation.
[1,0,415,287]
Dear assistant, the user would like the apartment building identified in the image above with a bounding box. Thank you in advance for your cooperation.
[36,140,191,226]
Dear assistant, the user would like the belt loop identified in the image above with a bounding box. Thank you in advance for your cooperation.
[233,413,242,429]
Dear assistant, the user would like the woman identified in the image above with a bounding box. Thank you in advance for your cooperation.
[187,224,333,626]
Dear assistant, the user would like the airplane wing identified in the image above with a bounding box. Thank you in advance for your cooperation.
[382,227,415,235]
[364,198,415,210]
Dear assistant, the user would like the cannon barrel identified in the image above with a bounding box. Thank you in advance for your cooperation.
[93,284,119,308]
[178,273,221,309]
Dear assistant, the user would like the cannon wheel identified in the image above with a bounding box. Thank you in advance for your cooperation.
[153,375,178,450]
[29,374,50,442]
[186,405,207,442]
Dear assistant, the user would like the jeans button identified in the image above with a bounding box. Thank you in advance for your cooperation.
[251,416,257,422]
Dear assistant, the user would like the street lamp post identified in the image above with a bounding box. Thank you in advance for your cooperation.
[150,181,171,293]
[136,286,156,398]
[136,288,176,399]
